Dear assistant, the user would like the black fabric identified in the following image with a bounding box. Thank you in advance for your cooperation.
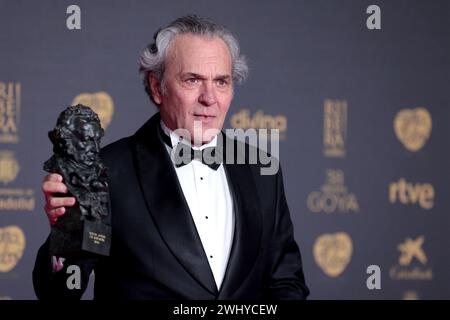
[33,112,309,300]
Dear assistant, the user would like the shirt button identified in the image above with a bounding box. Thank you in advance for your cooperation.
[205,216,209,219]
[200,177,203,180]
[209,255,213,259]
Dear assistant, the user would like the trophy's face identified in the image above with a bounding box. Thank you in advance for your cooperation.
[72,118,102,166]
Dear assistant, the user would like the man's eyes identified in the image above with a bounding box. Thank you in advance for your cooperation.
[215,79,229,87]
[183,78,230,87]
[185,78,200,85]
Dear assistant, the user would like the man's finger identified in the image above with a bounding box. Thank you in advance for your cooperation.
[42,181,68,194]
[46,206,66,217]
[44,206,66,225]
[43,173,63,183]
[48,196,76,208]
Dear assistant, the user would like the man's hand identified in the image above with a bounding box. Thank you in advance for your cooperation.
[42,173,76,225]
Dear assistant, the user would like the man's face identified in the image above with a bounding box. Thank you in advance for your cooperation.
[150,33,234,144]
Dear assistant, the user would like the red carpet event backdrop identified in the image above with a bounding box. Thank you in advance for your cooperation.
[0,0,449,299]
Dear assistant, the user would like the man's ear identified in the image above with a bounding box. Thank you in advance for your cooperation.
[148,73,162,105]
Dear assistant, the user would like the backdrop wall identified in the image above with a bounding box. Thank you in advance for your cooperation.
[1,0,449,299]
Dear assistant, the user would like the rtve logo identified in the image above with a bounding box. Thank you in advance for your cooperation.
[389,178,434,210]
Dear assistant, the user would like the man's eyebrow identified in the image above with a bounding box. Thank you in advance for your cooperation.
[181,72,232,80]
[214,74,232,81]
[182,72,205,79]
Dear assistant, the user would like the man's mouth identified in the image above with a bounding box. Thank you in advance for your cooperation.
[193,114,216,122]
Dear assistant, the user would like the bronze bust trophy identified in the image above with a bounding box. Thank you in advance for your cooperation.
[44,105,111,257]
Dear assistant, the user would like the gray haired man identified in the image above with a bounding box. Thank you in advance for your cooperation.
[34,15,309,300]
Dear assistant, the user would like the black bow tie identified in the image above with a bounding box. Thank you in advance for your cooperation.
[159,126,222,170]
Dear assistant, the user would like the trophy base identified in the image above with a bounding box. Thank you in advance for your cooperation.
[49,207,111,258]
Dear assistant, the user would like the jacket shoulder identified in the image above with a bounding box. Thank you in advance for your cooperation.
[99,136,134,172]
[228,136,281,181]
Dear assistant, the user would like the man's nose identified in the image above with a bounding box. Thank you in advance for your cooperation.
[198,82,216,106]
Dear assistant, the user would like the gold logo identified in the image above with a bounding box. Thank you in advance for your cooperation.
[323,99,347,157]
[0,82,21,143]
[394,107,432,152]
[230,109,287,140]
[0,188,35,211]
[390,236,432,280]
[313,232,353,277]
[72,91,114,130]
[389,178,434,210]
[307,169,359,213]
[0,151,35,210]
[0,225,26,272]
[398,236,427,266]
[403,291,419,300]
[0,151,20,185]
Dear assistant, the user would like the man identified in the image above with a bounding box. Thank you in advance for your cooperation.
[34,15,309,300]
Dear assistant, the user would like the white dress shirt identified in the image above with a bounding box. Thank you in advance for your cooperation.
[160,121,234,290]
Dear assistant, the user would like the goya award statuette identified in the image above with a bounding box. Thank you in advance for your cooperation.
[44,104,111,257]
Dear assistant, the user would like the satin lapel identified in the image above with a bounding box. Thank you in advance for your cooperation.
[219,135,263,298]
[131,114,218,295]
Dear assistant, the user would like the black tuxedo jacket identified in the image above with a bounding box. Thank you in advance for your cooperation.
[33,113,309,300]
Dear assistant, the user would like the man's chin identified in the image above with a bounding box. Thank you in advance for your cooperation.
[203,126,221,140]
[190,121,220,138]
[189,130,218,146]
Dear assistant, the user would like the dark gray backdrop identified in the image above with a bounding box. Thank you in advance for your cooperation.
[0,0,449,299]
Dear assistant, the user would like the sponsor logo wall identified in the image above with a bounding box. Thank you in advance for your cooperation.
[1,0,449,299]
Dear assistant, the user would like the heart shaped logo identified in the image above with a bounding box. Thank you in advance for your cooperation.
[72,92,114,130]
[313,232,353,277]
[394,108,432,152]
[0,225,26,272]
[0,151,20,185]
